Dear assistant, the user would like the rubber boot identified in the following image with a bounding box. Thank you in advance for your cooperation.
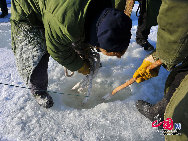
[136,39,154,51]
[0,11,8,18]
[136,97,168,121]
[32,91,54,108]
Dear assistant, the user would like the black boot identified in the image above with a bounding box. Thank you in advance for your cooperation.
[33,91,54,108]
[0,11,8,18]
[136,39,154,51]
[136,98,168,121]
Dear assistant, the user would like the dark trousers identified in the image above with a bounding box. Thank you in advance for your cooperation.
[30,53,49,94]
[136,0,151,43]
[0,0,8,14]
[165,65,188,102]
[11,20,48,94]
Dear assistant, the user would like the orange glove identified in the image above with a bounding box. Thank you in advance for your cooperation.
[78,62,90,75]
[133,55,160,83]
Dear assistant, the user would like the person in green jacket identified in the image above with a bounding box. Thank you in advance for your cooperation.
[116,0,162,51]
[133,0,188,140]
[11,0,132,108]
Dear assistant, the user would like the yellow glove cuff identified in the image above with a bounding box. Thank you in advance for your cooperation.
[133,60,153,83]
[78,63,90,75]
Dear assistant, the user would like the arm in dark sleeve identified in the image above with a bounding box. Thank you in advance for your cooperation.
[114,0,126,11]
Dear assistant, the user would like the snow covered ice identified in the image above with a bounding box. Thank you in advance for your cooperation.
[0,2,169,141]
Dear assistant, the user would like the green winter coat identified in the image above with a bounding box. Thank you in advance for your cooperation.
[11,0,126,72]
[11,0,95,71]
[152,0,188,140]
[153,0,188,70]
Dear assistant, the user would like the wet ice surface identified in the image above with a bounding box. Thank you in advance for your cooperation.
[0,3,168,141]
